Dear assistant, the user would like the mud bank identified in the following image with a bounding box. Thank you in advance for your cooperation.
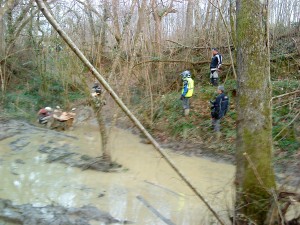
[1,119,121,172]
[0,118,237,224]
[0,198,128,225]
[0,118,298,224]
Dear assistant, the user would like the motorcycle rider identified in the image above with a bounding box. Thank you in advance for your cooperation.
[37,106,53,124]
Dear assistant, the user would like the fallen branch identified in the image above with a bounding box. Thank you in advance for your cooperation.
[35,1,225,224]
[133,59,231,68]
[166,39,208,49]
[272,90,300,100]
[279,191,300,202]
[166,39,233,50]
[144,180,185,197]
[133,59,196,68]
[274,111,300,140]
[136,195,175,225]
[270,52,300,62]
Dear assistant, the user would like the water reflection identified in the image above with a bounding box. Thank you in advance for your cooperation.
[0,121,235,224]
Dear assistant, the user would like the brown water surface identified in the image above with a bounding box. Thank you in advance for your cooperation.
[0,121,235,224]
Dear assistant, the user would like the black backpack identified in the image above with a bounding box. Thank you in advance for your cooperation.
[220,95,229,117]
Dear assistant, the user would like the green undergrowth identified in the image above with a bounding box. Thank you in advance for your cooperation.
[134,83,237,154]
[134,79,299,159]
[1,75,86,121]
[272,79,300,159]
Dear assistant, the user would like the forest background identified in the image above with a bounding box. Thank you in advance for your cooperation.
[0,0,299,166]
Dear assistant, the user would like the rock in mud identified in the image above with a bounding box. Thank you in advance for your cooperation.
[9,137,30,151]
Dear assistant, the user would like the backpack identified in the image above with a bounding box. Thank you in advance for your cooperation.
[220,95,229,117]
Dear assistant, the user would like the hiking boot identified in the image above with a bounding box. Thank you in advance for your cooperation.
[184,109,190,116]
[215,132,221,141]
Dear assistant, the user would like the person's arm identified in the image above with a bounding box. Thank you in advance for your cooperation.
[182,80,188,97]
[217,54,222,70]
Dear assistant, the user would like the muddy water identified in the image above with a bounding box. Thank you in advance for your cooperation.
[0,120,235,224]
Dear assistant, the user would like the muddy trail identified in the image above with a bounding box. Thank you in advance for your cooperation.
[0,118,299,224]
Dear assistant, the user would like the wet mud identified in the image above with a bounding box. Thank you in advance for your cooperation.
[0,198,129,225]
[1,120,121,172]
[0,120,124,225]
[38,143,121,172]
[0,118,298,224]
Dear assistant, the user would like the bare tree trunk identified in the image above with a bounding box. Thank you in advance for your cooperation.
[35,2,226,223]
[235,0,276,224]
[229,0,236,48]
[98,0,109,68]
[185,0,194,42]
[151,0,162,56]
[211,0,237,79]
[85,0,98,64]
[91,98,110,162]
[194,0,202,43]
[203,1,211,30]
[153,15,164,92]
[150,0,175,92]
[112,0,121,45]
[0,0,35,94]
[115,0,147,105]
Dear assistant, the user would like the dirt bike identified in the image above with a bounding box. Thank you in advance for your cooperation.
[48,107,76,130]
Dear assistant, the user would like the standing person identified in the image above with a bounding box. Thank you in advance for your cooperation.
[180,70,194,116]
[210,48,222,86]
[210,86,229,138]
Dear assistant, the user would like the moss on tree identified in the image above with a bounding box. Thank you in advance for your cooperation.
[235,0,276,224]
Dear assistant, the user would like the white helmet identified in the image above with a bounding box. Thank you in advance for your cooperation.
[180,70,191,78]
[45,107,52,112]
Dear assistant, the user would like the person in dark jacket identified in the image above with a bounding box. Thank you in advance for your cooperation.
[210,48,222,86]
[210,86,229,137]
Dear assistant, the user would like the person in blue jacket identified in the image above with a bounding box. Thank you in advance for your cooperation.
[210,85,229,137]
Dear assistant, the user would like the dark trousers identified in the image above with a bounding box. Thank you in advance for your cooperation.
[210,77,219,86]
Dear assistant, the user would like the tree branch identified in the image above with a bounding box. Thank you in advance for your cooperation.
[274,111,300,140]
[166,39,233,50]
[133,59,231,68]
[272,90,300,100]
[35,1,226,223]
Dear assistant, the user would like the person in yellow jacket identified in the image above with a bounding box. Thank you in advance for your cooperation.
[180,70,194,116]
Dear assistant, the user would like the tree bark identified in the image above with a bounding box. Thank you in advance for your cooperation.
[235,0,276,224]
[185,0,194,41]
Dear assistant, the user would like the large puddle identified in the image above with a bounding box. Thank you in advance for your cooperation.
[0,120,235,224]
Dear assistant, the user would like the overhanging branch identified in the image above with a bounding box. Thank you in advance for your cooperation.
[34,1,225,224]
